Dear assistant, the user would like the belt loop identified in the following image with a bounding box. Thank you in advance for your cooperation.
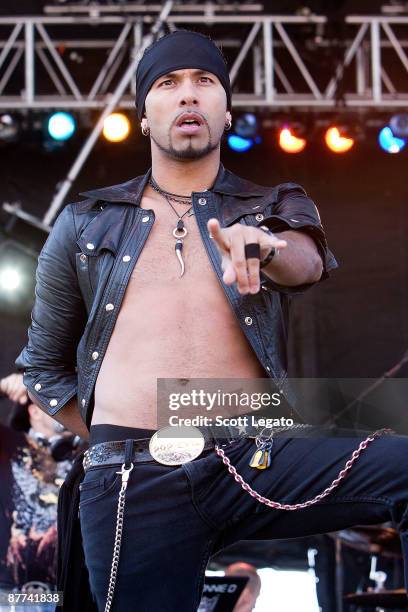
[209,422,234,446]
[124,439,134,468]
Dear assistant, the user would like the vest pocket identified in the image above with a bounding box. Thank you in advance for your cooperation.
[75,252,94,314]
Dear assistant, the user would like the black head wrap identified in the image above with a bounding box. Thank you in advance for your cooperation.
[135,29,231,120]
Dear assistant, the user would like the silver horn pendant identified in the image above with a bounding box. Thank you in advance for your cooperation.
[175,240,185,277]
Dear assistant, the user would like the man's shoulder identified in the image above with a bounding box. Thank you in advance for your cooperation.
[216,166,270,198]
[49,174,146,248]
[78,174,144,203]
[219,167,307,199]
[65,174,146,216]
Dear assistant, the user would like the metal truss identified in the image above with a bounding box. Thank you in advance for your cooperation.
[2,9,408,224]
[1,13,408,112]
[2,2,175,225]
[43,3,264,15]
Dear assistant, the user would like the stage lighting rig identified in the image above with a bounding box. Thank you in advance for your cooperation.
[44,0,263,14]
[381,3,408,15]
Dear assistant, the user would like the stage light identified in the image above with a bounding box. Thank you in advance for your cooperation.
[47,112,76,141]
[235,113,258,139]
[102,113,130,143]
[278,127,306,154]
[389,113,408,138]
[227,134,254,153]
[0,237,40,316]
[0,114,20,143]
[378,126,406,154]
[325,127,354,153]
[0,267,22,291]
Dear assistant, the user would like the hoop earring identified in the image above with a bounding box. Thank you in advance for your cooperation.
[141,125,150,137]
[224,119,232,131]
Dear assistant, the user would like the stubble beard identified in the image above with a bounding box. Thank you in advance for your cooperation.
[151,124,220,160]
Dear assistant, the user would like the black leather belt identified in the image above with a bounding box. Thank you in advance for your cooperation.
[82,423,255,471]
[83,436,215,471]
[82,422,314,472]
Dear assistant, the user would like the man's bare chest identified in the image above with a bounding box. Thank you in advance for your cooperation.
[130,203,216,284]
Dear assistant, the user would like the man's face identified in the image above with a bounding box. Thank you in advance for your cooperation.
[142,68,231,160]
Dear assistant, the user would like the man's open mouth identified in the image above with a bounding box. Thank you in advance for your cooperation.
[175,113,205,132]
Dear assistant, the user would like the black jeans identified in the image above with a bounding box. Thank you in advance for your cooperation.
[79,433,408,611]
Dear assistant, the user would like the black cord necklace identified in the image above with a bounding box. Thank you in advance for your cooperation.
[148,177,192,204]
[148,177,195,277]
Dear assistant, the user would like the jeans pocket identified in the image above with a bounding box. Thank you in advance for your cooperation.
[181,437,255,530]
[186,437,252,501]
[79,466,121,508]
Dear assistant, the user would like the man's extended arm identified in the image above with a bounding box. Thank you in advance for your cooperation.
[260,229,323,286]
[207,220,323,295]
[208,181,337,295]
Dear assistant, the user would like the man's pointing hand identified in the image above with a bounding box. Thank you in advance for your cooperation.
[207,218,287,295]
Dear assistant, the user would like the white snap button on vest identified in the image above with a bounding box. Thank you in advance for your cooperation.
[198,198,207,205]
[255,213,264,221]
[81,399,86,407]
[105,303,114,311]
[142,216,150,222]
[244,317,253,325]
[122,255,131,262]
[86,243,95,250]
[35,383,42,391]
[92,351,99,360]
[266,366,271,372]
[49,399,58,407]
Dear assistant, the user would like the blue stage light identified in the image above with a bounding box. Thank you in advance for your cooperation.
[227,134,254,153]
[47,112,76,141]
[378,126,406,154]
[235,113,258,139]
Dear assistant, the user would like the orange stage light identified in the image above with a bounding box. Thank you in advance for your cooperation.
[325,126,354,153]
[278,128,306,154]
[102,113,130,143]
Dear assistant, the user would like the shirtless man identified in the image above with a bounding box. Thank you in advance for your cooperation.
[16,29,408,612]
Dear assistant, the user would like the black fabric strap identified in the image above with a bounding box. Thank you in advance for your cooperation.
[260,246,276,268]
[124,439,134,468]
[258,226,277,268]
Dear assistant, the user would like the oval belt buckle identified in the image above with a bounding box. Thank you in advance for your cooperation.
[149,425,205,466]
